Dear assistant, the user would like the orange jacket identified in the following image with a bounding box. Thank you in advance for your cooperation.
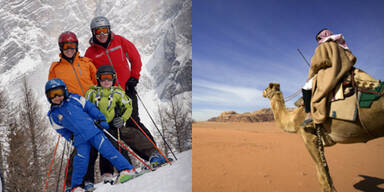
[48,52,97,96]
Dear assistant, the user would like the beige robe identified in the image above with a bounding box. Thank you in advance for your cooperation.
[308,41,356,124]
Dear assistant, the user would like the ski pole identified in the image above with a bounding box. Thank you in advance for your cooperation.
[56,139,68,192]
[94,122,153,171]
[62,140,73,192]
[0,170,4,192]
[43,135,61,192]
[136,93,178,160]
[130,117,172,165]
[118,127,121,153]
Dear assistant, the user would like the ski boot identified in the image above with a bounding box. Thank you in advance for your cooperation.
[102,173,114,184]
[149,152,167,168]
[84,182,96,192]
[117,169,136,183]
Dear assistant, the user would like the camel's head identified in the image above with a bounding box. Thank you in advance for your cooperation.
[263,83,281,99]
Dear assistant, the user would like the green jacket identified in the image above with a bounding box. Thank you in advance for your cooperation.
[85,86,132,123]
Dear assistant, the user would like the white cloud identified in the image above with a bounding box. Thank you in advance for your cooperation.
[193,79,266,108]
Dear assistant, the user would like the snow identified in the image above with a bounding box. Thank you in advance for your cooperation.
[0,0,191,129]
[94,150,192,192]
[0,2,191,190]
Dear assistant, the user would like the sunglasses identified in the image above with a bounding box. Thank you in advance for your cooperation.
[47,88,65,99]
[99,74,114,81]
[94,27,109,36]
[62,43,77,50]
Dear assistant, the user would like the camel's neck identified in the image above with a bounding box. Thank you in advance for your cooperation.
[270,92,289,122]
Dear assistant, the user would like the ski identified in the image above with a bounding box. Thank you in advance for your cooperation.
[113,161,173,185]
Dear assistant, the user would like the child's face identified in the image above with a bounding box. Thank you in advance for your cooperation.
[100,79,113,88]
[51,95,64,105]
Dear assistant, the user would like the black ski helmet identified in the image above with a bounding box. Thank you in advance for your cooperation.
[96,65,117,86]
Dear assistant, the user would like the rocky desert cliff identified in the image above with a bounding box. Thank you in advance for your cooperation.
[208,108,275,122]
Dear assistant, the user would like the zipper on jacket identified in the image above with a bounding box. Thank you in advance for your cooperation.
[70,62,86,96]
[104,48,121,86]
[77,62,82,75]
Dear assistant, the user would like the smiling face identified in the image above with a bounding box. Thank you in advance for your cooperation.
[100,79,113,88]
[51,95,64,105]
[96,34,109,43]
[63,48,76,58]
[94,27,109,43]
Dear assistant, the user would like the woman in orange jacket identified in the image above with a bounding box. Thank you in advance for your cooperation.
[48,31,97,96]
[48,31,99,191]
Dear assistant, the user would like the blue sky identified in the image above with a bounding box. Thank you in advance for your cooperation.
[193,0,384,121]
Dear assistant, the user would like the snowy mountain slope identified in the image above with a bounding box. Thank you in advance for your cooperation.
[0,0,192,94]
[94,150,191,192]
[0,0,191,138]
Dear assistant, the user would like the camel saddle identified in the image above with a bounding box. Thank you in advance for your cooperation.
[328,68,381,121]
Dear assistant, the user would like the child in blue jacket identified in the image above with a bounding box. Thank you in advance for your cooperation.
[45,78,136,192]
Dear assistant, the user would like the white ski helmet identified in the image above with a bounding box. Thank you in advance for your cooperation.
[90,16,110,30]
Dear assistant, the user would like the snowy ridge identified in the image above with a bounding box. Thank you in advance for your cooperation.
[94,150,191,192]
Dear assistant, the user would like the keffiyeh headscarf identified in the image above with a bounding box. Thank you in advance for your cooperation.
[316,29,349,50]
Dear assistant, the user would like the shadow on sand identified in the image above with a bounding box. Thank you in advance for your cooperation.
[353,175,384,192]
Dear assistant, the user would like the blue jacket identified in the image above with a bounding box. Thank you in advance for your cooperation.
[48,94,109,146]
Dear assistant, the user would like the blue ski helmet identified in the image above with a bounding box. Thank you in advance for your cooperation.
[45,78,69,103]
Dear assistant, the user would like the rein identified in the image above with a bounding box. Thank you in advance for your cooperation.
[351,69,384,96]
[284,89,301,102]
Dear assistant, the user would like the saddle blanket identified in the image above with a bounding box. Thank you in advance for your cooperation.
[359,82,384,108]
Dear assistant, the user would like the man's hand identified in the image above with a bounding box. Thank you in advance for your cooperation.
[125,77,139,93]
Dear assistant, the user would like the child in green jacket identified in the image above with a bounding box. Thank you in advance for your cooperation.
[85,65,165,184]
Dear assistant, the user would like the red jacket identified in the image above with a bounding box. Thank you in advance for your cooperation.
[85,34,142,88]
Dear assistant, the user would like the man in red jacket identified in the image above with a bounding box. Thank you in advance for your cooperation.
[84,16,166,182]
[85,16,153,139]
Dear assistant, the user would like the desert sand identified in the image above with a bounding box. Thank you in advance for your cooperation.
[193,121,384,192]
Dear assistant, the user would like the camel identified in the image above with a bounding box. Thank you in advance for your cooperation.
[263,82,384,192]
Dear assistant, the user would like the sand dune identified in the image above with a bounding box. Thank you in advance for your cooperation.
[193,121,384,192]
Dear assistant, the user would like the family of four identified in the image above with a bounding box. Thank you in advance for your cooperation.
[46,16,166,192]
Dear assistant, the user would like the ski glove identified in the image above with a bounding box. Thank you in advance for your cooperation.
[112,117,124,128]
[125,77,139,93]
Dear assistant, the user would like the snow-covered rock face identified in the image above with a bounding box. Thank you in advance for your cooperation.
[0,0,192,103]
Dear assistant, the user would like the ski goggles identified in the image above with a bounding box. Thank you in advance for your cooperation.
[62,43,77,50]
[47,88,65,99]
[99,74,114,81]
[94,27,109,36]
